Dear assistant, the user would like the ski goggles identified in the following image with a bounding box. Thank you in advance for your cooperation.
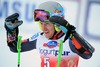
[34,9,50,22]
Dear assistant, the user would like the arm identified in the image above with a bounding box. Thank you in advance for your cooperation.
[49,16,95,59]
[8,38,37,53]
[5,13,36,53]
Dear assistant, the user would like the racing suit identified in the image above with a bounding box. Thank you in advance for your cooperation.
[5,19,92,67]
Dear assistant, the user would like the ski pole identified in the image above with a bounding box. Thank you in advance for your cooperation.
[17,36,22,67]
[57,40,63,67]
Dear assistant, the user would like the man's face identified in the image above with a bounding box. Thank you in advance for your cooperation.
[40,22,55,38]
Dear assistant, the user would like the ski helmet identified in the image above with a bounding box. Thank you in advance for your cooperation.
[34,1,64,32]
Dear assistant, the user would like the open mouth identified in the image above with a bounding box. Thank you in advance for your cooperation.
[44,31,49,34]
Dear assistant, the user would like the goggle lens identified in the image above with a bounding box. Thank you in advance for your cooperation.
[34,10,50,22]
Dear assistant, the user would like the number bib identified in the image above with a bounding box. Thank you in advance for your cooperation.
[36,34,79,67]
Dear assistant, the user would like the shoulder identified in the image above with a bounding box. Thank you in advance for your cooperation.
[29,32,42,41]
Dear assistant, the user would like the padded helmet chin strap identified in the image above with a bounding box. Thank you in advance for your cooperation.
[38,21,42,30]
[54,24,61,32]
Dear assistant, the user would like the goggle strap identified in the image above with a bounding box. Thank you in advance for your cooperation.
[44,20,49,22]
[45,10,52,17]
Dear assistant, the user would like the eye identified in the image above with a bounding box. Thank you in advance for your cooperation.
[40,22,43,25]
[47,22,53,25]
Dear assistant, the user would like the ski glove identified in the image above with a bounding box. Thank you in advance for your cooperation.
[5,13,23,30]
[4,13,22,47]
[49,16,75,34]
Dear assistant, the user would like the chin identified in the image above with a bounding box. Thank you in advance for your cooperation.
[45,34,51,39]
[45,36,50,39]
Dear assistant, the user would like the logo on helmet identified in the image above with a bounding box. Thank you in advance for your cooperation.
[55,10,62,13]
[52,4,64,17]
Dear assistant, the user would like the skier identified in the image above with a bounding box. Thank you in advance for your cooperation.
[5,1,94,67]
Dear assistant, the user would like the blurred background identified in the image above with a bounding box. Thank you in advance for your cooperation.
[0,0,100,67]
